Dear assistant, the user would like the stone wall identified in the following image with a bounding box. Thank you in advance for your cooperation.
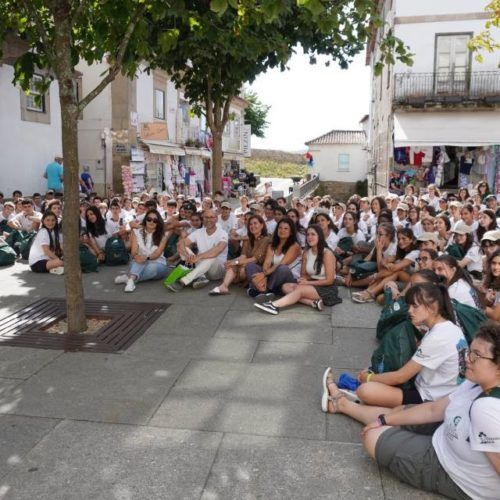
[315,181,359,202]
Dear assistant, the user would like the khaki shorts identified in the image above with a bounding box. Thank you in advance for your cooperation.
[375,427,470,500]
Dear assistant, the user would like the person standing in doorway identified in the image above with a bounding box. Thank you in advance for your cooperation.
[44,155,64,194]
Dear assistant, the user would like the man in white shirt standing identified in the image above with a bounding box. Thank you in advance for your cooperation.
[168,209,228,291]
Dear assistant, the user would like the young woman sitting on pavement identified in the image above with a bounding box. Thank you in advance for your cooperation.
[114,209,168,292]
[28,211,64,274]
[451,221,483,280]
[246,217,301,301]
[324,281,467,412]
[311,211,339,251]
[352,227,419,303]
[82,206,111,263]
[335,211,366,270]
[209,214,270,295]
[326,321,500,500]
[254,224,339,315]
[482,249,500,322]
[286,208,306,248]
[434,254,481,309]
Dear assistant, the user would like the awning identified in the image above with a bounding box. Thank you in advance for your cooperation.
[394,111,500,147]
[223,152,243,162]
[185,147,212,158]
[142,140,185,156]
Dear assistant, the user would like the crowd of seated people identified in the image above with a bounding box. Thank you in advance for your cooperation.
[1,180,499,499]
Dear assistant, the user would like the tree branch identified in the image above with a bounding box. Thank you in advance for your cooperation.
[71,0,92,25]
[222,96,232,126]
[77,1,147,111]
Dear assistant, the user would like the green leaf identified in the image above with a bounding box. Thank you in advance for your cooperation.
[210,0,228,15]
[158,29,179,52]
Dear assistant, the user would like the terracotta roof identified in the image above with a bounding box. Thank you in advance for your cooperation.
[305,129,366,146]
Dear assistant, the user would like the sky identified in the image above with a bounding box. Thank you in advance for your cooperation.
[247,48,371,153]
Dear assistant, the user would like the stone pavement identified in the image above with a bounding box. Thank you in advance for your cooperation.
[0,263,441,499]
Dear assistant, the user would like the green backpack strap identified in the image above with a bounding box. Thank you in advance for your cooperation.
[469,386,500,419]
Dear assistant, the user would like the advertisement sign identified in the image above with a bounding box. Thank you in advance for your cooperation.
[241,124,251,157]
[140,122,168,141]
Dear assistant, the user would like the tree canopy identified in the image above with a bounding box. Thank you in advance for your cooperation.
[244,91,270,138]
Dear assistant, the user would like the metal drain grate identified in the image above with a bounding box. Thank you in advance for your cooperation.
[0,298,169,353]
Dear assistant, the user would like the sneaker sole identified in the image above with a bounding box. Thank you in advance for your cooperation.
[192,281,209,290]
[321,367,333,413]
[254,303,278,315]
[254,293,276,304]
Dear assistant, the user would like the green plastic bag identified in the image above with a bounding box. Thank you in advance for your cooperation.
[163,264,191,287]
[0,242,16,266]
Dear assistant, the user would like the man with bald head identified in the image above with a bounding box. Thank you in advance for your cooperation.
[168,209,228,291]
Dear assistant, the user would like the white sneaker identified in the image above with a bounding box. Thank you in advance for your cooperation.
[114,274,129,284]
[124,278,136,292]
[49,266,64,275]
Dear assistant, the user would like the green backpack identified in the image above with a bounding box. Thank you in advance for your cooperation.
[376,290,410,340]
[0,242,16,266]
[370,319,419,390]
[451,299,487,344]
[446,244,465,260]
[350,259,378,281]
[19,232,37,260]
[104,236,129,266]
[79,244,99,273]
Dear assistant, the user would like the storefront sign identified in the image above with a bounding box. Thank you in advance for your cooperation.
[141,122,168,141]
[112,130,130,155]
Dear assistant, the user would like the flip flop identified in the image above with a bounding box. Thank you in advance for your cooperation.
[208,287,230,296]
[321,367,333,412]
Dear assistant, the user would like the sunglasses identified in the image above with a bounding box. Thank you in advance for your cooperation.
[145,217,159,223]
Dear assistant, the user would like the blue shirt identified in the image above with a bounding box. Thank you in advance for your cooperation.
[45,162,63,190]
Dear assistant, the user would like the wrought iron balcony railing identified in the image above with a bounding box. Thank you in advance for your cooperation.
[394,71,500,105]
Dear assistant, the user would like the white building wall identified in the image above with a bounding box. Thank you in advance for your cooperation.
[76,60,112,189]
[0,65,62,197]
[308,144,367,182]
[395,0,488,17]
[166,80,178,142]
[135,66,154,125]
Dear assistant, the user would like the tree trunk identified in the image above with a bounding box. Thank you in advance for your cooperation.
[53,1,87,333]
[211,130,223,193]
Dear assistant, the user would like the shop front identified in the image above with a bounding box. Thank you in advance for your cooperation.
[391,111,500,194]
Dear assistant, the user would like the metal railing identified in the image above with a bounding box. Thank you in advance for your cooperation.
[285,175,320,204]
[394,71,500,104]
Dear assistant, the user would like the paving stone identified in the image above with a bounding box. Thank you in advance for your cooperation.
[143,304,228,337]
[326,413,364,444]
[331,300,381,328]
[331,328,378,369]
[215,310,333,343]
[0,378,24,414]
[3,353,188,424]
[126,335,258,362]
[0,420,222,500]
[379,467,444,499]
[0,347,61,379]
[0,415,60,480]
[150,392,326,440]
[201,434,383,499]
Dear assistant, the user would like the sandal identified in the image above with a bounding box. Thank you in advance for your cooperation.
[321,368,345,413]
[312,299,324,311]
[352,291,374,303]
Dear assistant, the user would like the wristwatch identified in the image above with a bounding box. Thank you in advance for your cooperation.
[378,414,387,426]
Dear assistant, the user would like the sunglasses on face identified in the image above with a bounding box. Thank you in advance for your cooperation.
[145,217,159,223]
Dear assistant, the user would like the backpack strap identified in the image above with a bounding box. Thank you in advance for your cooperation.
[469,386,500,419]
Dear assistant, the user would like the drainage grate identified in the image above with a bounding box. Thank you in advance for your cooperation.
[0,298,169,353]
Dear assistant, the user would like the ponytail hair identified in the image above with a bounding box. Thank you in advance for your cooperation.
[405,283,455,323]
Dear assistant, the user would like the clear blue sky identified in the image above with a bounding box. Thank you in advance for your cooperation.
[247,48,370,152]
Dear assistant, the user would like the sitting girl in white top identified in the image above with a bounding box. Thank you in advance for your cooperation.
[29,211,64,274]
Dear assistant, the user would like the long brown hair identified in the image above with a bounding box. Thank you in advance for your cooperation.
[246,214,268,247]
[141,209,165,246]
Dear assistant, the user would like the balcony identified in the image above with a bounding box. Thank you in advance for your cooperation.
[394,71,500,107]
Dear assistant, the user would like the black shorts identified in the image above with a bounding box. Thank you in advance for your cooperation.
[402,387,423,405]
[30,260,49,273]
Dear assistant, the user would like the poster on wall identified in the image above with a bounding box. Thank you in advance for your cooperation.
[241,124,251,157]
[140,122,168,141]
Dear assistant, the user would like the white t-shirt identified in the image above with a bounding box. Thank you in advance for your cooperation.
[189,226,228,264]
[409,221,423,238]
[448,279,478,309]
[234,206,250,217]
[28,228,62,266]
[0,211,14,224]
[433,380,500,499]
[464,244,482,273]
[299,214,311,228]
[325,230,339,251]
[217,214,236,235]
[412,320,467,401]
[106,217,125,236]
[12,211,42,232]
[383,241,398,259]
[337,228,365,245]
[266,219,277,236]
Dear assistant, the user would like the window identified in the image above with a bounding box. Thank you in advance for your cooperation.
[154,89,165,120]
[26,75,45,112]
[338,154,350,172]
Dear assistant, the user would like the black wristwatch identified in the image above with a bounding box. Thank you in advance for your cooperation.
[378,414,387,426]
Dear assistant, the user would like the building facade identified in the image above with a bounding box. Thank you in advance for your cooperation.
[77,61,249,196]
[305,129,367,199]
[0,36,63,197]
[367,0,500,195]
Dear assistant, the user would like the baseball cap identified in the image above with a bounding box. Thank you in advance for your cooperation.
[484,194,497,202]
[452,221,472,235]
[417,232,439,244]
[396,203,409,212]
[481,229,500,242]
[221,201,231,209]
[333,202,346,211]
[449,201,463,209]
